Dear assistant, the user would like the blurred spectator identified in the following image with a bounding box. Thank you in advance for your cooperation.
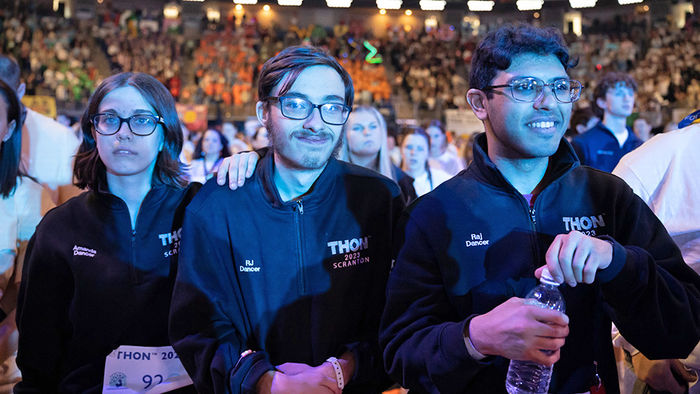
[632,115,652,142]
[567,106,599,141]
[571,72,643,172]
[250,126,269,150]
[425,119,465,176]
[187,128,230,184]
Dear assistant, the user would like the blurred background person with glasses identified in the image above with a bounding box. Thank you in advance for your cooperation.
[15,72,201,393]
[571,72,643,172]
[380,24,700,394]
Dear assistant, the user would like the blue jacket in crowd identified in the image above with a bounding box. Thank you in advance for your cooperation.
[571,121,643,172]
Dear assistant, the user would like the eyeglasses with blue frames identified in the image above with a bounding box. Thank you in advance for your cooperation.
[483,77,583,104]
[264,96,352,126]
[91,113,164,136]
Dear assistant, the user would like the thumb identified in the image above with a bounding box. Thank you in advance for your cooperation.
[534,265,546,280]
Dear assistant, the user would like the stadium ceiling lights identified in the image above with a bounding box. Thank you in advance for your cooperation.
[278,0,303,5]
[419,0,446,10]
[467,0,494,11]
[376,0,402,9]
[618,0,642,4]
[516,0,543,10]
[234,0,258,4]
[569,0,597,8]
[326,0,353,7]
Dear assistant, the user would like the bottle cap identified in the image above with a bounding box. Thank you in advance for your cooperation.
[540,267,560,285]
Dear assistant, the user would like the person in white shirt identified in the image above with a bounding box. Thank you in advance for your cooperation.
[400,127,451,197]
[426,119,465,176]
[0,78,53,394]
[0,54,81,205]
[612,113,700,394]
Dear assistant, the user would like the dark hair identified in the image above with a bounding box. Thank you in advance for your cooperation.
[0,54,21,90]
[425,119,447,150]
[469,24,577,96]
[252,126,267,141]
[0,79,23,197]
[592,72,638,117]
[74,72,186,190]
[193,129,231,160]
[570,106,597,129]
[258,45,354,108]
[426,120,446,135]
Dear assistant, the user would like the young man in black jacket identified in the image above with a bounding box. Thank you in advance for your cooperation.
[170,46,404,394]
[379,24,700,394]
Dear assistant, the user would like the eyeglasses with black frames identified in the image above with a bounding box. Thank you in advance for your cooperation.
[91,113,164,136]
[483,77,583,104]
[265,96,352,126]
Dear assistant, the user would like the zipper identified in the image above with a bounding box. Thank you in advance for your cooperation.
[130,226,137,282]
[524,198,541,266]
[294,200,306,294]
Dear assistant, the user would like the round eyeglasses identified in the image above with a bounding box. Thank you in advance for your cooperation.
[91,113,164,136]
[265,96,352,126]
[483,77,583,104]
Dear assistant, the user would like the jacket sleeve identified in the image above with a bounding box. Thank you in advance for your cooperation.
[598,184,700,360]
[169,200,274,394]
[379,203,493,393]
[15,224,74,393]
[343,190,406,390]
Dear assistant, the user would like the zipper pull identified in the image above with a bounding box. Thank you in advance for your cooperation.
[529,207,536,225]
[589,360,605,394]
[296,200,304,215]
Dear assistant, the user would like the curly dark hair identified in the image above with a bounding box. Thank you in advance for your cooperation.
[469,24,578,97]
[592,72,638,117]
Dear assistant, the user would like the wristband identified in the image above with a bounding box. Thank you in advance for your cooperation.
[233,349,257,371]
[326,356,344,390]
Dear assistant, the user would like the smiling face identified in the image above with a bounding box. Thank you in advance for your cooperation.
[95,86,164,182]
[345,110,382,158]
[480,53,571,161]
[258,65,346,170]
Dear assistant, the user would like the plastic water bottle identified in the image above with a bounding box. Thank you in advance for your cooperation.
[505,268,566,394]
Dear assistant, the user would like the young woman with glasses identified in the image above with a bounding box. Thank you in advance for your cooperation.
[15,72,200,393]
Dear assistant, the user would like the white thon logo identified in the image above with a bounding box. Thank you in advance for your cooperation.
[327,237,369,255]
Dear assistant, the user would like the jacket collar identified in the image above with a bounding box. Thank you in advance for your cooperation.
[256,148,339,210]
[94,180,172,210]
[470,132,579,192]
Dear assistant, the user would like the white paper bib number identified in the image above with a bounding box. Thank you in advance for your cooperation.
[102,345,193,393]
